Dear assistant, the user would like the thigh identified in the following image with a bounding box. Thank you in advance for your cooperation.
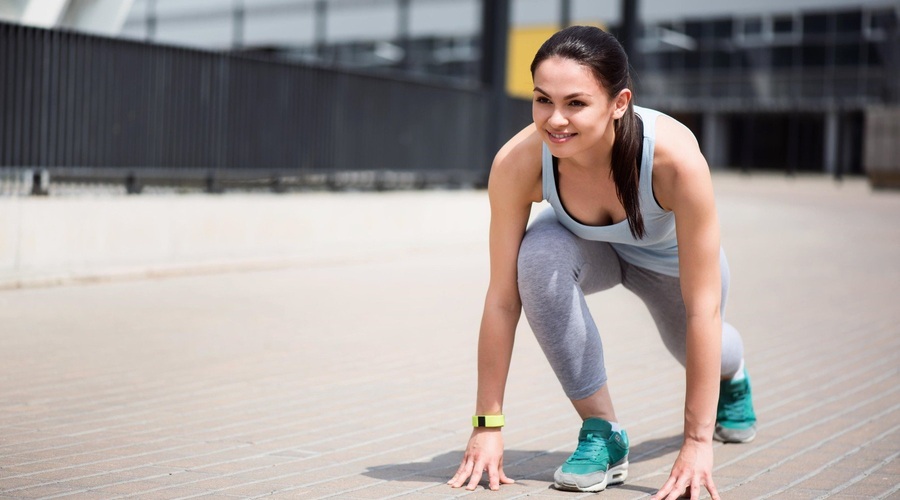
[518,209,622,294]
[621,261,687,339]
[621,249,732,365]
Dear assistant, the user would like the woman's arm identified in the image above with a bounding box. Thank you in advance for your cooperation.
[448,125,542,491]
[651,117,723,500]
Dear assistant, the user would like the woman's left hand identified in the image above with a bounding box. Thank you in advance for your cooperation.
[651,438,720,500]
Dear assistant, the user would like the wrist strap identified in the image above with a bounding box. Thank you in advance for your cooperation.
[472,414,505,428]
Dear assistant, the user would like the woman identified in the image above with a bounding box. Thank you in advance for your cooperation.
[447,26,757,499]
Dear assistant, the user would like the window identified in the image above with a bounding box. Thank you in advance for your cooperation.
[868,9,897,32]
[711,19,733,39]
[866,42,886,67]
[743,18,763,37]
[834,43,861,66]
[712,49,731,69]
[773,16,794,34]
[685,21,704,40]
[772,46,793,68]
[802,13,828,36]
[685,50,701,69]
[835,10,862,34]
[801,45,827,67]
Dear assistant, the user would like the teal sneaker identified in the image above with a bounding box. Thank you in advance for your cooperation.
[553,418,629,492]
[714,368,758,443]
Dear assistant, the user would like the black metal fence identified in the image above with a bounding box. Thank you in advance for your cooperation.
[1,21,531,192]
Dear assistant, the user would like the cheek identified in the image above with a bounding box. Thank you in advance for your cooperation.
[580,111,609,134]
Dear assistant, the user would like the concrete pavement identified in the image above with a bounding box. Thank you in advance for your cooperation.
[1,173,899,499]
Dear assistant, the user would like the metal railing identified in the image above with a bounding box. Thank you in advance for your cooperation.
[1,21,532,193]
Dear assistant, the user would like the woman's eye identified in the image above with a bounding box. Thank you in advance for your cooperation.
[535,97,551,104]
[569,100,586,107]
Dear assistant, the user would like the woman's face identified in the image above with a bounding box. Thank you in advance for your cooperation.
[532,56,628,161]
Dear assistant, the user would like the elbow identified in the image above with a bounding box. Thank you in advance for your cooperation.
[488,297,522,316]
[484,288,522,316]
[685,300,721,326]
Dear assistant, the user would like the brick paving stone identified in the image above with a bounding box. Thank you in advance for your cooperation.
[1,485,80,499]
[1,175,898,499]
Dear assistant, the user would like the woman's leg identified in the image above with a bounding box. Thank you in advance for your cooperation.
[518,212,632,491]
[621,252,757,442]
[517,211,624,404]
[619,249,744,378]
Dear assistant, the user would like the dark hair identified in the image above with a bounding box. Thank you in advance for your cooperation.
[531,26,644,239]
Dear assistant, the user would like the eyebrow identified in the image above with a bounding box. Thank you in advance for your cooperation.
[533,87,590,100]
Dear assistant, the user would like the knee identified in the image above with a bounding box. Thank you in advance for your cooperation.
[517,227,578,297]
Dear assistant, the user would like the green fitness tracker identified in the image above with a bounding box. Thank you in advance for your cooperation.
[472,415,505,428]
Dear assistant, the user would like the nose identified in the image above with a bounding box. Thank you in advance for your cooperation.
[548,107,568,128]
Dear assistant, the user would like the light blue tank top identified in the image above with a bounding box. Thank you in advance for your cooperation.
[541,106,680,277]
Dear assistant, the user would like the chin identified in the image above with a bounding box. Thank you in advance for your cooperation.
[544,141,576,158]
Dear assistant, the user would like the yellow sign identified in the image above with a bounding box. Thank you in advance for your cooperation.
[506,25,558,99]
[506,22,609,99]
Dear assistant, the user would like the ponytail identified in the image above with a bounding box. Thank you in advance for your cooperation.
[611,94,644,239]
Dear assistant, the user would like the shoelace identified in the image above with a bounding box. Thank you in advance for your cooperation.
[721,387,748,421]
[569,432,609,464]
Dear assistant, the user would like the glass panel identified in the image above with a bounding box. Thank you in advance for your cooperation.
[869,9,897,32]
[711,19,733,39]
[773,17,793,34]
[835,10,862,34]
[803,13,828,36]
[866,42,885,67]
[685,50,701,69]
[743,18,763,36]
[801,44,827,67]
[685,21,704,39]
[834,42,861,66]
[773,46,793,67]
[712,49,731,68]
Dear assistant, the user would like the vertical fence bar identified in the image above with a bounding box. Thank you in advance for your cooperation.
[39,27,50,168]
[73,33,86,167]
[0,23,10,167]
[10,27,28,166]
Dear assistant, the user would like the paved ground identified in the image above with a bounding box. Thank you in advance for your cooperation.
[1,173,899,499]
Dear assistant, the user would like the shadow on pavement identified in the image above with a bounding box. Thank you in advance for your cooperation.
[364,434,681,485]
[627,433,684,463]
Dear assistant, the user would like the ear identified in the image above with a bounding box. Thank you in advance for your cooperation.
[612,89,632,119]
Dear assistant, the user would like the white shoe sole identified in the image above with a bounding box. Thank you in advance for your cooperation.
[554,461,629,492]
[714,425,757,443]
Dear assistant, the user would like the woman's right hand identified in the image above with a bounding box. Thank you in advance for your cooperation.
[447,427,515,491]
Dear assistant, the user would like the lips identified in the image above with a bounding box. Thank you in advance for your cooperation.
[547,131,577,143]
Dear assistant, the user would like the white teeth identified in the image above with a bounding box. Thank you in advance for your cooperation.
[550,133,573,139]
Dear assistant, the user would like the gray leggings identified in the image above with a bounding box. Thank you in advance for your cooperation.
[517,210,744,401]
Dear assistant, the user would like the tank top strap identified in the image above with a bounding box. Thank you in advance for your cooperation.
[634,105,661,140]
[634,106,664,212]
[541,141,554,201]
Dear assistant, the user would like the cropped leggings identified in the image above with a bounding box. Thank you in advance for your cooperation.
[517,210,744,401]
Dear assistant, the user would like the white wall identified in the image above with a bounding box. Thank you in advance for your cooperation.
[0,191,494,289]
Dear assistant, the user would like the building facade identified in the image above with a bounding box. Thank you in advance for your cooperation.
[3,0,897,175]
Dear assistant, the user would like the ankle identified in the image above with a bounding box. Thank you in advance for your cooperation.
[723,359,746,381]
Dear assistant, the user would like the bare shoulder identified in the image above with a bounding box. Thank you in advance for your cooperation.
[489,123,544,204]
[652,114,712,209]
[653,114,706,175]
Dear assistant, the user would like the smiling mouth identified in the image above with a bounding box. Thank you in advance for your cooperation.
[548,131,576,142]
